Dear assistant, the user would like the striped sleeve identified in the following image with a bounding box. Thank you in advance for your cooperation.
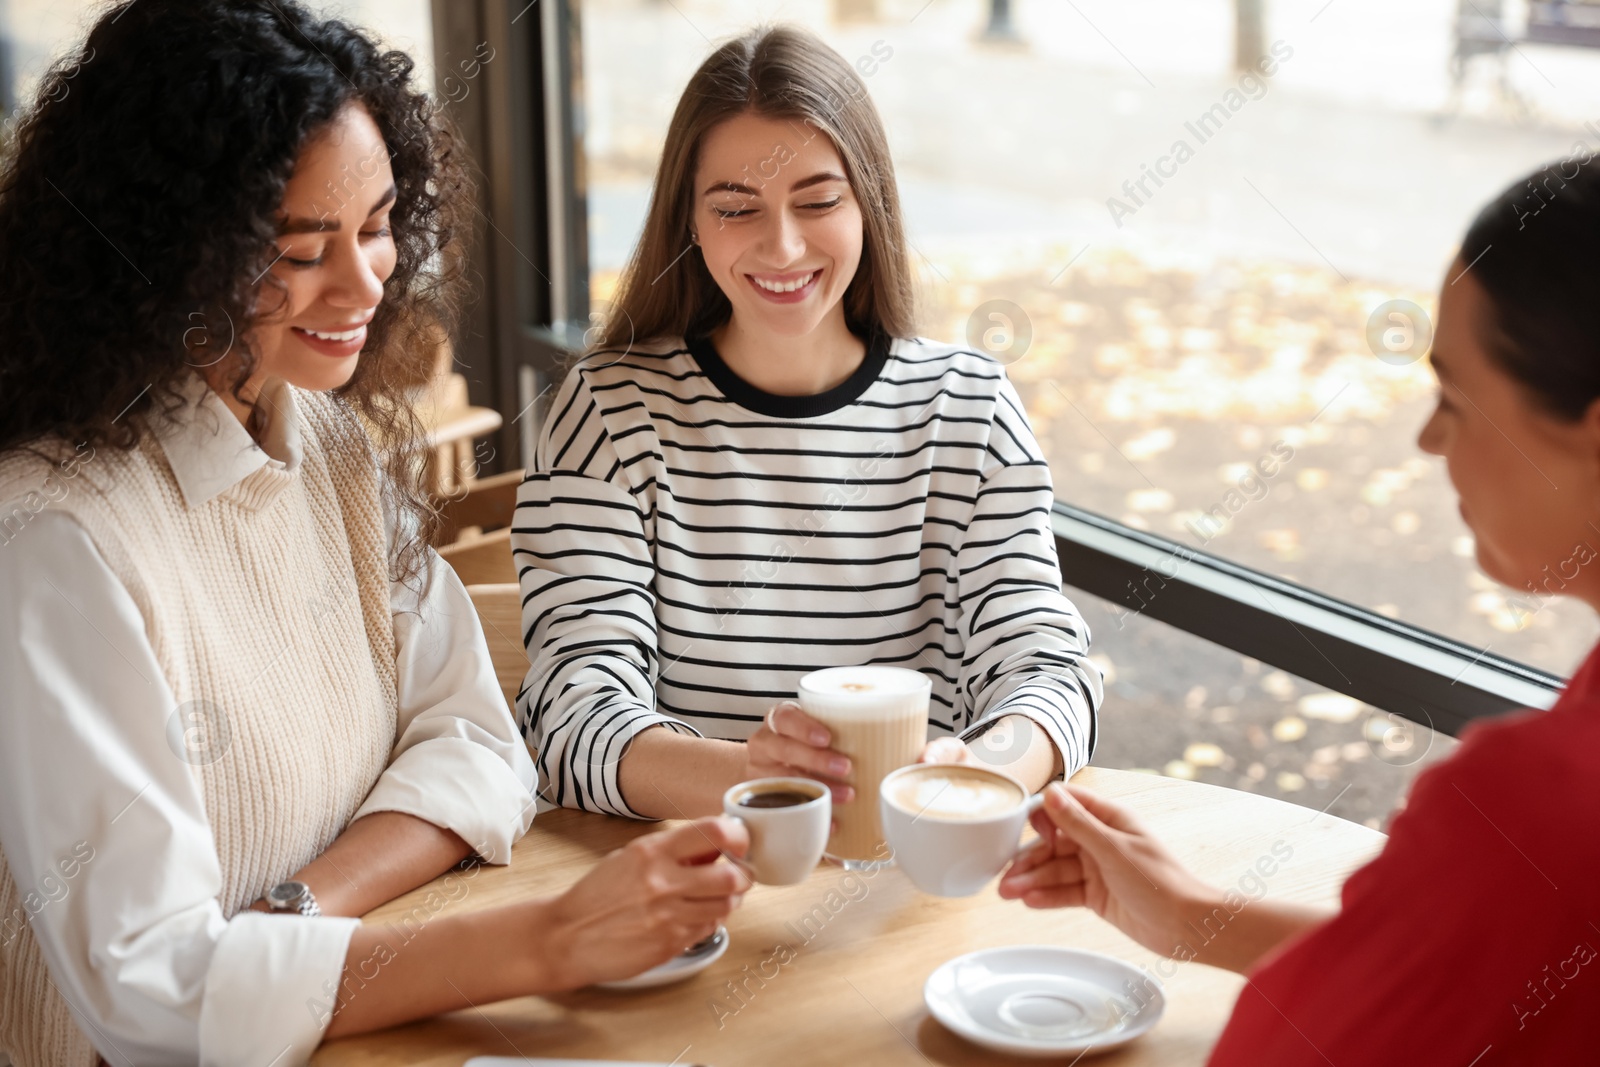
[954,378,1102,777]
[511,368,701,817]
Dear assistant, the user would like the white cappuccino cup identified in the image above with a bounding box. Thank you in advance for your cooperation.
[879,763,1043,897]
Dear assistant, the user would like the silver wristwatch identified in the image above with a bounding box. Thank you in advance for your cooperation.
[264,880,321,917]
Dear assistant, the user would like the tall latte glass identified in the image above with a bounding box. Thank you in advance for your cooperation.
[798,666,930,868]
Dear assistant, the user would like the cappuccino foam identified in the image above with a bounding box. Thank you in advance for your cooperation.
[889,770,1023,821]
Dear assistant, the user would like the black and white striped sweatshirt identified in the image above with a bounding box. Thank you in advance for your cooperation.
[511,332,1102,817]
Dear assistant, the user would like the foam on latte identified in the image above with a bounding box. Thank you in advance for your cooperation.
[888,769,1023,821]
[799,666,930,720]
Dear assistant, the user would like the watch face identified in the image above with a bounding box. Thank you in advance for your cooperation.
[267,881,307,909]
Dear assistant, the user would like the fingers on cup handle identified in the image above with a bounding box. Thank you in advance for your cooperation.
[1023,884,1089,910]
[682,857,753,899]
[1038,785,1120,861]
[665,815,749,864]
[1028,806,1056,836]
[1007,834,1051,872]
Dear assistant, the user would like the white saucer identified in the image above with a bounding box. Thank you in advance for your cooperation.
[924,946,1164,1058]
[594,926,729,991]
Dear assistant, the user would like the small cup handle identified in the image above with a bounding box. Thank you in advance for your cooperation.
[721,813,760,877]
[1005,792,1050,867]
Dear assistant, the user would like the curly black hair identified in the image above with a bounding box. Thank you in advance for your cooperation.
[0,0,474,588]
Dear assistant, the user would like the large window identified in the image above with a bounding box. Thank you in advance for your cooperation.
[577,0,1600,822]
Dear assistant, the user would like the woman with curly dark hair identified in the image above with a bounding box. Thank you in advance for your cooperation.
[0,2,749,1064]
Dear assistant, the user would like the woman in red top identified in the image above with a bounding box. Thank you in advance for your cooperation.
[999,159,1600,1064]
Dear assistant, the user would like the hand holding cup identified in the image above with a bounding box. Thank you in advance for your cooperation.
[745,701,855,804]
[998,784,1215,955]
[722,777,831,885]
[544,816,752,987]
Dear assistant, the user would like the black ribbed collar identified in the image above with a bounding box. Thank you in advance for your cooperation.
[685,329,891,419]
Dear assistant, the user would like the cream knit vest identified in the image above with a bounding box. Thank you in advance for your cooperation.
[0,386,399,1066]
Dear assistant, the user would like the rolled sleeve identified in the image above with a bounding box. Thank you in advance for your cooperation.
[353,737,533,864]
[199,913,359,1066]
[352,551,537,862]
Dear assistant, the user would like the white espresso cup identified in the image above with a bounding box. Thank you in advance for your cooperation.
[721,777,831,885]
[879,763,1044,897]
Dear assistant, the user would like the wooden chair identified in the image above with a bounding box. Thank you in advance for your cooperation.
[433,467,525,544]
[422,397,504,497]
[408,329,504,498]
[437,527,516,586]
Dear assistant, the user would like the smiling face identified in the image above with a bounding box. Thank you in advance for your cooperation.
[1418,270,1600,604]
[229,102,398,399]
[691,111,864,340]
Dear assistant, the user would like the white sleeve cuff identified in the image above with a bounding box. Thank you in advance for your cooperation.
[198,911,359,1066]
[351,737,536,864]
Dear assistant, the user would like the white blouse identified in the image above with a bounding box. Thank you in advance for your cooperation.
[0,380,536,1065]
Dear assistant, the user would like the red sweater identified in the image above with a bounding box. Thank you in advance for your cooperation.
[1207,644,1600,1065]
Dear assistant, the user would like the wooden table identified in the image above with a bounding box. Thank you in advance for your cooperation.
[315,768,1385,1066]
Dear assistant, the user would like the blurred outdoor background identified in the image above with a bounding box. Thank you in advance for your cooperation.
[7,0,1600,829]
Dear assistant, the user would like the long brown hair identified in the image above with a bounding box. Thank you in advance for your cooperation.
[594,24,915,350]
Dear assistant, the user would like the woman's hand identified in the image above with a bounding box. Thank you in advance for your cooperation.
[998,784,1218,959]
[919,717,1062,794]
[745,701,855,803]
[541,816,753,988]
[917,737,977,766]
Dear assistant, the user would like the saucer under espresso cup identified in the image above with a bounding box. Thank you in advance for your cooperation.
[879,763,1043,897]
[594,925,729,991]
[722,777,831,885]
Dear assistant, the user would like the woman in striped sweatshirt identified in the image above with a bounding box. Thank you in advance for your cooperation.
[514,25,1104,821]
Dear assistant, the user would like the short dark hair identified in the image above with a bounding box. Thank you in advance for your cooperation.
[1459,156,1600,421]
[0,0,474,586]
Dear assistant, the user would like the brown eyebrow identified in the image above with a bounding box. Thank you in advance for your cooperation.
[277,184,397,234]
[702,171,848,198]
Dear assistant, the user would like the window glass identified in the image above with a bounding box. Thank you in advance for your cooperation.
[1078,588,1455,829]
[579,0,1600,680]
